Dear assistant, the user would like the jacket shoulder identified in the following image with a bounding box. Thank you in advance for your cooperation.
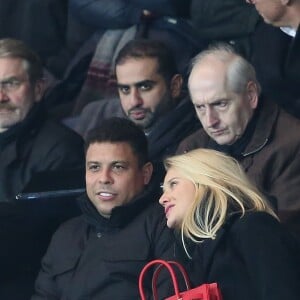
[229,212,299,251]
[177,128,208,154]
[40,119,83,146]
[45,216,87,262]
[51,216,86,243]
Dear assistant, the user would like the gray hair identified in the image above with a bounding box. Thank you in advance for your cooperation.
[189,43,261,95]
[0,38,43,83]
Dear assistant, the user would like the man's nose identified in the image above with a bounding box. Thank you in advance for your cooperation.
[206,108,219,127]
[98,169,113,184]
[0,88,9,102]
[130,88,143,107]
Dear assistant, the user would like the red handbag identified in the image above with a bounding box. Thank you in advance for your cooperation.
[139,259,223,300]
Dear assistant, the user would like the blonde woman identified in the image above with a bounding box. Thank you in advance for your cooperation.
[159,148,300,300]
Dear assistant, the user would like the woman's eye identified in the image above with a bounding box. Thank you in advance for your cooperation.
[169,181,178,188]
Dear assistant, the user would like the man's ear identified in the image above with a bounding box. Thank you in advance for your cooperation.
[33,79,46,103]
[142,162,153,185]
[246,81,259,109]
[170,74,183,98]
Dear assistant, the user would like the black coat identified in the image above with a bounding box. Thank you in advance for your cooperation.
[249,22,300,119]
[0,105,84,201]
[0,199,81,300]
[32,186,176,299]
[178,212,300,300]
[0,0,68,65]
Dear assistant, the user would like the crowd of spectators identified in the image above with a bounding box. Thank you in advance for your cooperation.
[0,0,299,299]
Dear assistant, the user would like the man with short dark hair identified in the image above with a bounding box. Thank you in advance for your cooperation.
[71,39,199,163]
[0,38,84,201]
[178,44,300,237]
[32,117,175,300]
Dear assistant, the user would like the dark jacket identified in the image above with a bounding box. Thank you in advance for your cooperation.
[189,0,260,39]
[69,0,188,29]
[0,199,81,300]
[0,0,68,67]
[247,22,300,119]
[177,99,300,236]
[177,212,300,300]
[0,104,84,201]
[73,96,200,164]
[31,186,175,299]
[147,97,200,163]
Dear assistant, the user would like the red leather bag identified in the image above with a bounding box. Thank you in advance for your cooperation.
[139,259,223,300]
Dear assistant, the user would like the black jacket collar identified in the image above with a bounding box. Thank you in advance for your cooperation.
[78,182,160,231]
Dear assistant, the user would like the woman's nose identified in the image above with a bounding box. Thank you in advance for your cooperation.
[159,193,169,206]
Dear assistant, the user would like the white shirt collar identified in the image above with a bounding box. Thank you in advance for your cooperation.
[280,26,297,37]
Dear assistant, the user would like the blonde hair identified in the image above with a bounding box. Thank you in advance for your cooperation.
[164,149,277,250]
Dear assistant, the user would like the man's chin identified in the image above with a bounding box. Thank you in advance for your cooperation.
[211,134,234,146]
[129,117,154,130]
[0,119,19,130]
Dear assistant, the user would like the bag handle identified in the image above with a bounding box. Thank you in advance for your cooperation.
[139,259,191,300]
[152,261,191,300]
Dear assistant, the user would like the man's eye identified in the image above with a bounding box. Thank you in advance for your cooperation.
[88,164,100,171]
[119,87,130,94]
[195,104,205,111]
[139,84,151,91]
[215,101,228,108]
[4,82,13,88]
[112,165,126,172]
[3,80,20,90]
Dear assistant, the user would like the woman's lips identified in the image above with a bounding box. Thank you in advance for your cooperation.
[165,204,175,217]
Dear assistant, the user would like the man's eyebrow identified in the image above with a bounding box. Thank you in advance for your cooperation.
[0,76,19,82]
[135,80,156,87]
[117,80,156,88]
[86,160,129,166]
[117,83,129,88]
[111,160,128,165]
[208,98,230,105]
[86,161,99,165]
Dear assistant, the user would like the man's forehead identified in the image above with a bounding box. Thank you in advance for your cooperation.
[117,79,156,87]
[116,57,160,77]
[190,77,228,103]
[86,142,136,160]
[0,57,28,79]
[191,92,230,106]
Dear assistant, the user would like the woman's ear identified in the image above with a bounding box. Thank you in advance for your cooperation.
[170,74,183,98]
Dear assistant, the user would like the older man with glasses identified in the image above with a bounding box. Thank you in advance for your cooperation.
[0,38,85,201]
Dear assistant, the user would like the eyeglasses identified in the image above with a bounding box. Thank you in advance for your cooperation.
[0,78,26,93]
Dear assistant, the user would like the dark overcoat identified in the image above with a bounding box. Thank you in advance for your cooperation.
[178,212,300,300]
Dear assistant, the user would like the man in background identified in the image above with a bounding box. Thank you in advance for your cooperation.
[244,0,300,118]
[71,39,199,164]
[0,38,84,201]
[178,43,300,238]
